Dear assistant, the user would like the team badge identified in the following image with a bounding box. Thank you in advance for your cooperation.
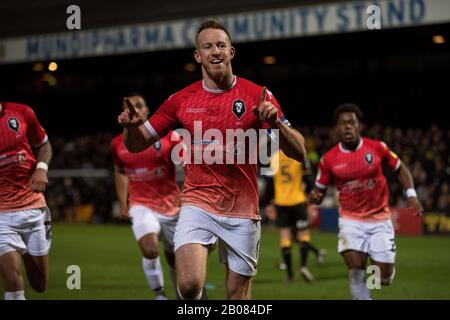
[364,152,373,164]
[7,117,19,132]
[153,141,161,151]
[232,100,246,120]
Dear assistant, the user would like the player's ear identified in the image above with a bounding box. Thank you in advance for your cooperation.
[194,49,201,63]
[356,121,363,133]
[230,46,235,60]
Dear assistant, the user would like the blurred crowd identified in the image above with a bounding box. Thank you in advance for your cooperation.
[46,132,116,223]
[44,124,450,222]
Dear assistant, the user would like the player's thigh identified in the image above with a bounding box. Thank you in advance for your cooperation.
[341,250,369,270]
[294,203,311,242]
[173,205,218,252]
[174,206,218,287]
[367,219,396,265]
[294,203,310,233]
[218,218,261,277]
[129,205,161,241]
[24,207,52,257]
[158,215,178,254]
[338,218,369,258]
[225,266,252,300]
[275,206,291,229]
[0,209,41,258]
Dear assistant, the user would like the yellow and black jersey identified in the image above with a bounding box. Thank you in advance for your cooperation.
[271,150,307,206]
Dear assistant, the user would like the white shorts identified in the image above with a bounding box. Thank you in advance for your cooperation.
[338,218,396,263]
[0,207,52,257]
[174,205,261,277]
[129,205,178,253]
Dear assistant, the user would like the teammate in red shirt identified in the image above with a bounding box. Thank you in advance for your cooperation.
[310,103,423,300]
[111,94,182,300]
[0,101,53,300]
[118,20,306,300]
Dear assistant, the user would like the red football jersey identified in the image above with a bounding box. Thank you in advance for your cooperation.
[111,132,181,216]
[315,137,401,221]
[146,76,286,220]
[0,102,48,212]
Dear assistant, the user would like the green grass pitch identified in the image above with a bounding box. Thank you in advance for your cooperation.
[2,223,449,300]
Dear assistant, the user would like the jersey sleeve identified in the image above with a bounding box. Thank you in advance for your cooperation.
[24,106,47,147]
[146,94,180,138]
[315,156,331,189]
[261,89,291,130]
[378,141,401,171]
[110,139,125,171]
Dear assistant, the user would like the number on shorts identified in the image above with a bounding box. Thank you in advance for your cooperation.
[45,221,52,240]
[389,238,396,252]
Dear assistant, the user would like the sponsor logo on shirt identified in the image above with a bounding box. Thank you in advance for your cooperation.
[333,163,348,170]
[0,151,26,167]
[187,108,207,113]
[126,166,165,181]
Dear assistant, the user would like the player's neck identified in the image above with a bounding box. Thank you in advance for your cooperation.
[341,137,362,151]
[202,72,235,92]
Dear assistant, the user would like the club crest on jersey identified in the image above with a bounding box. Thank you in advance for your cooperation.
[153,141,161,151]
[7,117,19,132]
[232,99,246,120]
[364,152,374,164]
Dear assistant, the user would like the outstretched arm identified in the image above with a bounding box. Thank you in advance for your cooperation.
[118,98,159,152]
[253,87,306,162]
[30,140,52,193]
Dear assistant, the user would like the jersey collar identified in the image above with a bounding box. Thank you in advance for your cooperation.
[202,75,236,94]
[339,138,363,153]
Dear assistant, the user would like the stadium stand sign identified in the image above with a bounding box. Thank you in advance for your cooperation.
[423,212,450,235]
[0,0,450,64]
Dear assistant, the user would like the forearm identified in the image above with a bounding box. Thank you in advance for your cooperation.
[274,122,306,162]
[123,125,155,153]
[35,141,53,165]
[398,162,415,190]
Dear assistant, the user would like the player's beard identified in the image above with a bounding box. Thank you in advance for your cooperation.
[203,60,232,85]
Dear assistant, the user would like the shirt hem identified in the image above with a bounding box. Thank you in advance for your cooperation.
[182,201,261,220]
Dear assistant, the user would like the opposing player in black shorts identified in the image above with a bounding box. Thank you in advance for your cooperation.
[266,150,326,282]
